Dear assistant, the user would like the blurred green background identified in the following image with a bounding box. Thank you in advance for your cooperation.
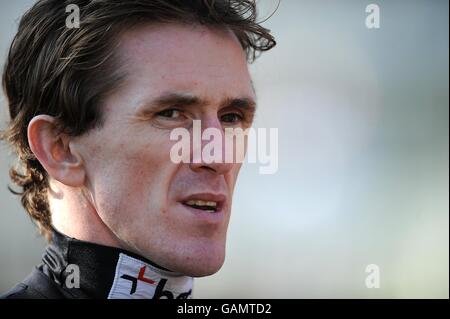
[0,0,448,298]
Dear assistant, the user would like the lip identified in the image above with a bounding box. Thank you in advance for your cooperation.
[178,193,227,224]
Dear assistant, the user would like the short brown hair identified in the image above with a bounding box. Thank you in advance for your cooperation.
[1,0,275,240]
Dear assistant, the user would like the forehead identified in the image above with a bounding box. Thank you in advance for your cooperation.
[114,22,254,99]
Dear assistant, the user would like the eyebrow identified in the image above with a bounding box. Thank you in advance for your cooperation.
[136,91,257,115]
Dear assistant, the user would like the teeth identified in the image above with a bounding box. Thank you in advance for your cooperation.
[185,200,217,207]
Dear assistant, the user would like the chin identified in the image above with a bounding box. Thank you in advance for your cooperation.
[180,254,225,277]
[161,241,226,277]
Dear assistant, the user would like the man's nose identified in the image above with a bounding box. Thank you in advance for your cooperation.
[189,117,236,175]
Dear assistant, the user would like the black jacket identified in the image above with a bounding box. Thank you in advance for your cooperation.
[1,229,193,299]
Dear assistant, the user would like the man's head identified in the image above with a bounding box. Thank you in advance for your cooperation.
[1,0,275,276]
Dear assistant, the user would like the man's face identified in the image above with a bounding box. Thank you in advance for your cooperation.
[73,23,255,276]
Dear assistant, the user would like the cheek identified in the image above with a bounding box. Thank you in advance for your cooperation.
[82,130,177,221]
[226,163,242,194]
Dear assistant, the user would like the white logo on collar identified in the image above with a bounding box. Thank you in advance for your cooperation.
[107,253,193,299]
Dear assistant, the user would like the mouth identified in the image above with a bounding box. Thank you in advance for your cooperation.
[180,193,226,214]
[183,200,219,213]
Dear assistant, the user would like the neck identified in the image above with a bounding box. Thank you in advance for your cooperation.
[49,179,125,249]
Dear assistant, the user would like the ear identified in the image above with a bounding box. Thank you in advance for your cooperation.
[27,115,85,187]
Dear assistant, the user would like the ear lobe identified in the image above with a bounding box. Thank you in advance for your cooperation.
[27,115,85,187]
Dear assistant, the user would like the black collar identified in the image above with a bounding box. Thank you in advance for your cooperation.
[40,228,193,299]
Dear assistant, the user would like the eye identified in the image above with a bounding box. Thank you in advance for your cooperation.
[156,108,182,119]
[220,112,243,124]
